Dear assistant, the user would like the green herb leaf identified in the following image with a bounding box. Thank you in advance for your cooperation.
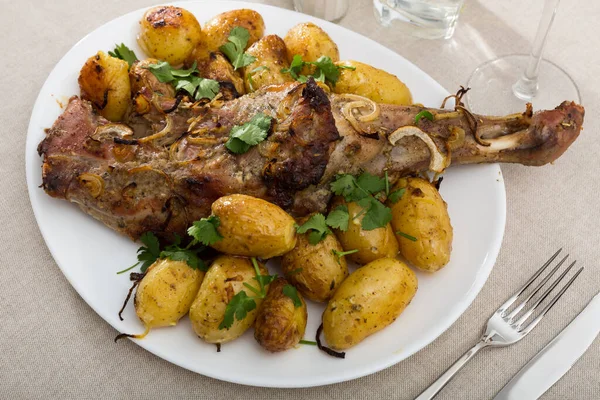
[159,245,207,271]
[137,232,161,272]
[144,61,219,100]
[254,273,277,288]
[281,54,355,86]
[326,205,349,231]
[396,231,417,241]
[388,188,406,204]
[219,27,256,69]
[188,216,223,246]
[108,43,138,67]
[225,113,273,154]
[415,110,434,124]
[283,284,302,308]
[330,174,359,199]
[357,172,386,195]
[296,213,331,245]
[358,197,392,231]
[219,291,257,330]
[281,54,305,80]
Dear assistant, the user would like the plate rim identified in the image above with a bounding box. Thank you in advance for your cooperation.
[25,0,506,388]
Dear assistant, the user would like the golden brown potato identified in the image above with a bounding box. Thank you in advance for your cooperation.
[322,258,417,350]
[243,35,293,92]
[78,51,131,121]
[388,177,453,272]
[201,9,265,55]
[135,259,204,329]
[254,278,308,352]
[281,220,349,302]
[137,6,202,65]
[210,194,297,258]
[331,196,399,265]
[332,60,413,105]
[284,22,339,72]
[189,255,268,344]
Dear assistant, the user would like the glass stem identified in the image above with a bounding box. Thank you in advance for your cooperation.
[512,0,561,100]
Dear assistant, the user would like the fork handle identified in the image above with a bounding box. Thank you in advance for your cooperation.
[415,340,490,400]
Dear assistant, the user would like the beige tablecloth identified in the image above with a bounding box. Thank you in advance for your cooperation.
[2,0,598,398]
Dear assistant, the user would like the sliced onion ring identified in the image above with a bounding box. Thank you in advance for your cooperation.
[388,126,449,173]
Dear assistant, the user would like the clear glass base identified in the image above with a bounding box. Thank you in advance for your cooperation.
[465,54,581,115]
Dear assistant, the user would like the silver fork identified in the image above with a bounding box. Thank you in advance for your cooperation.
[415,249,583,400]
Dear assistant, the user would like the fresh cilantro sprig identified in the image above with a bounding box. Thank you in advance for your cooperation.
[281,55,355,86]
[225,113,273,154]
[283,284,302,308]
[218,291,256,330]
[108,43,138,67]
[143,61,220,100]
[388,188,406,204]
[296,213,331,245]
[187,215,223,246]
[220,27,256,69]
[116,232,207,274]
[325,205,350,231]
[330,172,396,231]
[219,257,277,330]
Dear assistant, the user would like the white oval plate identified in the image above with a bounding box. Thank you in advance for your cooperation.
[25,0,505,388]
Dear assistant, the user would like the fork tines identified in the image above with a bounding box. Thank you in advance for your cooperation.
[497,249,583,333]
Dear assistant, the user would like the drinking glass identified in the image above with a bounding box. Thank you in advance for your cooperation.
[466,0,581,115]
[373,0,465,40]
[293,0,349,22]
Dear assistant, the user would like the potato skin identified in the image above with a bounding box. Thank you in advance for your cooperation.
[322,258,417,350]
[202,9,265,55]
[389,177,453,272]
[243,35,293,92]
[210,194,297,258]
[284,22,339,70]
[134,259,204,329]
[331,197,399,265]
[281,221,348,302]
[254,278,307,352]
[189,256,268,344]
[137,6,202,65]
[197,52,245,98]
[78,51,131,121]
[332,60,413,105]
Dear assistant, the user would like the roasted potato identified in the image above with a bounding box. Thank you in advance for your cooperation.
[322,258,417,350]
[78,51,131,121]
[201,9,265,55]
[189,255,268,344]
[210,194,297,258]
[281,221,348,302]
[135,259,204,329]
[331,196,399,265]
[388,177,453,272]
[332,60,413,105]
[284,22,339,72]
[137,6,203,65]
[243,35,293,92]
[254,278,308,352]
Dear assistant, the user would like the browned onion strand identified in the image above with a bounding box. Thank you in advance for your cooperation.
[315,323,345,359]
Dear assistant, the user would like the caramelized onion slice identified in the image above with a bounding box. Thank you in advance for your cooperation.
[388,126,449,173]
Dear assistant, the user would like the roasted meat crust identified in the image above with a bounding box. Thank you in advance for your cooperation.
[38,80,584,240]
